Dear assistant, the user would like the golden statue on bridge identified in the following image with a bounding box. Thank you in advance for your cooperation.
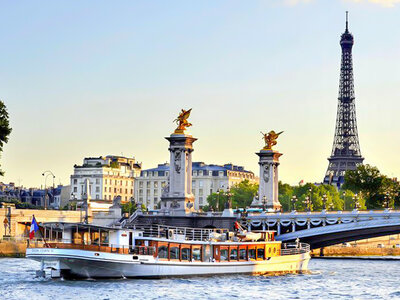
[173,108,192,134]
[261,130,283,150]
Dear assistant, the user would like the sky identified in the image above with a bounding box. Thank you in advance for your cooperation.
[0,0,399,188]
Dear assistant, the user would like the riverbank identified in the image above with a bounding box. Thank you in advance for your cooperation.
[0,241,26,257]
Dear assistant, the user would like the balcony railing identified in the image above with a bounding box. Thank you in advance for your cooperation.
[27,239,155,256]
[280,243,310,256]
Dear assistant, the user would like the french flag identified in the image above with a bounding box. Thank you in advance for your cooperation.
[29,216,39,240]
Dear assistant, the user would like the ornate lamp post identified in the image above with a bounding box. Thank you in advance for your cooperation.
[42,170,55,210]
[262,195,267,211]
[322,194,327,210]
[353,193,360,210]
[226,187,233,209]
[309,187,313,211]
[303,196,311,212]
[383,193,390,210]
[291,195,297,212]
[342,191,346,211]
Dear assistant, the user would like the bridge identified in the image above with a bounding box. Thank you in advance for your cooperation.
[239,209,400,249]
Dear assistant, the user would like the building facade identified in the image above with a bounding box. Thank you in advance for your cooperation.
[70,156,141,203]
[134,162,258,210]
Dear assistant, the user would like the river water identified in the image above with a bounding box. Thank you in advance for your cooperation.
[1,258,399,299]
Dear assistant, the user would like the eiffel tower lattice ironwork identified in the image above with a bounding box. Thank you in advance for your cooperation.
[323,12,364,187]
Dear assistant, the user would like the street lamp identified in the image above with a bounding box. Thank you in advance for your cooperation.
[322,194,327,210]
[308,187,313,211]
[303,196,311,212]
[262,195,267,211]
[383,193,390,210]
[42,170,55,210]
[353,193,360,210]
[291,195,297,212]
[342,191,346,211]
[226,187,233,209]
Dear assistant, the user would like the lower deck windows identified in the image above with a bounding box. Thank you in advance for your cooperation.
[248,249,256,260]
[220,249,228,261]
[158,245,168,259]
[181,248,190,261]
[170,246,179,260]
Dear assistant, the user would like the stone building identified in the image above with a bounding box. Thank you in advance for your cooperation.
[134,162,258,210]
[70,155,141,203]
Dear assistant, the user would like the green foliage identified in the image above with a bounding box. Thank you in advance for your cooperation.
[278,182,364,212]
[110,161,119,169]
[206,180,258,211]
[342,164,399,209]
[121,201,137,214]
[1,198,43,209]
[0,100,12,176]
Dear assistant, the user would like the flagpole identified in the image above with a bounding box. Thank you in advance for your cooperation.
[33,215,50,248]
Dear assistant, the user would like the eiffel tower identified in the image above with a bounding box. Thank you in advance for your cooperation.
[323,12,364,187]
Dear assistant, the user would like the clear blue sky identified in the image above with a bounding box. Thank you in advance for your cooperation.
[1,0,399,187]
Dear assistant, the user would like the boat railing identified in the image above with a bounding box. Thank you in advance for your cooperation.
[280,243,310,256]
[130,224,230,242]
[27,239,156,256]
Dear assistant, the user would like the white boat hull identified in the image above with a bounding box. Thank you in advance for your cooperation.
[26,248,310,278]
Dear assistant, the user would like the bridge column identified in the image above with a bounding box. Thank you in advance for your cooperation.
[307,219,311,230]
[248,223,251,231]
[277,222,281,235]
[292,221,296,232]
[262,222,266,231]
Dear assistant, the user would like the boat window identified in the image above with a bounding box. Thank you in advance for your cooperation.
[257,248,265,260]
[158,245,168,259]
[248,248,256,260]
[230,248,238,261]
[220,249,228,261]
[170,246,180,260]
[181,247,191,261]
[239,248,247,260]
[192,247,201,261]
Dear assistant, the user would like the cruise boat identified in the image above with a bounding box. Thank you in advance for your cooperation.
[26,223,310,279]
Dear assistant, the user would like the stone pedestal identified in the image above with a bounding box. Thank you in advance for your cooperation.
[161,134,197,215]
[256,150,282,210]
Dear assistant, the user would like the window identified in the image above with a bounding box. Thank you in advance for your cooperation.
[161,181,166,188]
[105,179,107,184]
[230,248,238,261]
[158,245,168,259]
[114,188,117,193]
[154,189,158,196]
[239,248,247,260]
[73,179,77,184]
[219,171,224,177]
[220,248,228,261]
[154,182,158,188]
[139,189,143,196]
[104,187,107,192]
[192,247,201,261]
[73,187,77,193]
[199,189,203,196]
[146,182,150,188]
[199,181,203,188]
[109,187,111,192]
[96,195,99,199]
[169,245,179,260]
[139,182,143,188]
[181,247,191,261]
[96,187,100,193]
[257,248,265,260]
[96,178,100,184]
[248,248,256,260]
[146,189,150,196]
[125,189,128,194]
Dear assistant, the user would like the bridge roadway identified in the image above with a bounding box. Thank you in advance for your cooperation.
[239,209,400,249]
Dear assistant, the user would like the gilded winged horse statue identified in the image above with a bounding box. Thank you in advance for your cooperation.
[261,130,283,150]
[173,108,192,134]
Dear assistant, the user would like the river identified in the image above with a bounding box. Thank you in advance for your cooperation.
[0,258,399,299]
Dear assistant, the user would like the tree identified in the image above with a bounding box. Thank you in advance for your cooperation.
[0,101,12,176]
[342,164,398,209]
[206,180,258,211]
